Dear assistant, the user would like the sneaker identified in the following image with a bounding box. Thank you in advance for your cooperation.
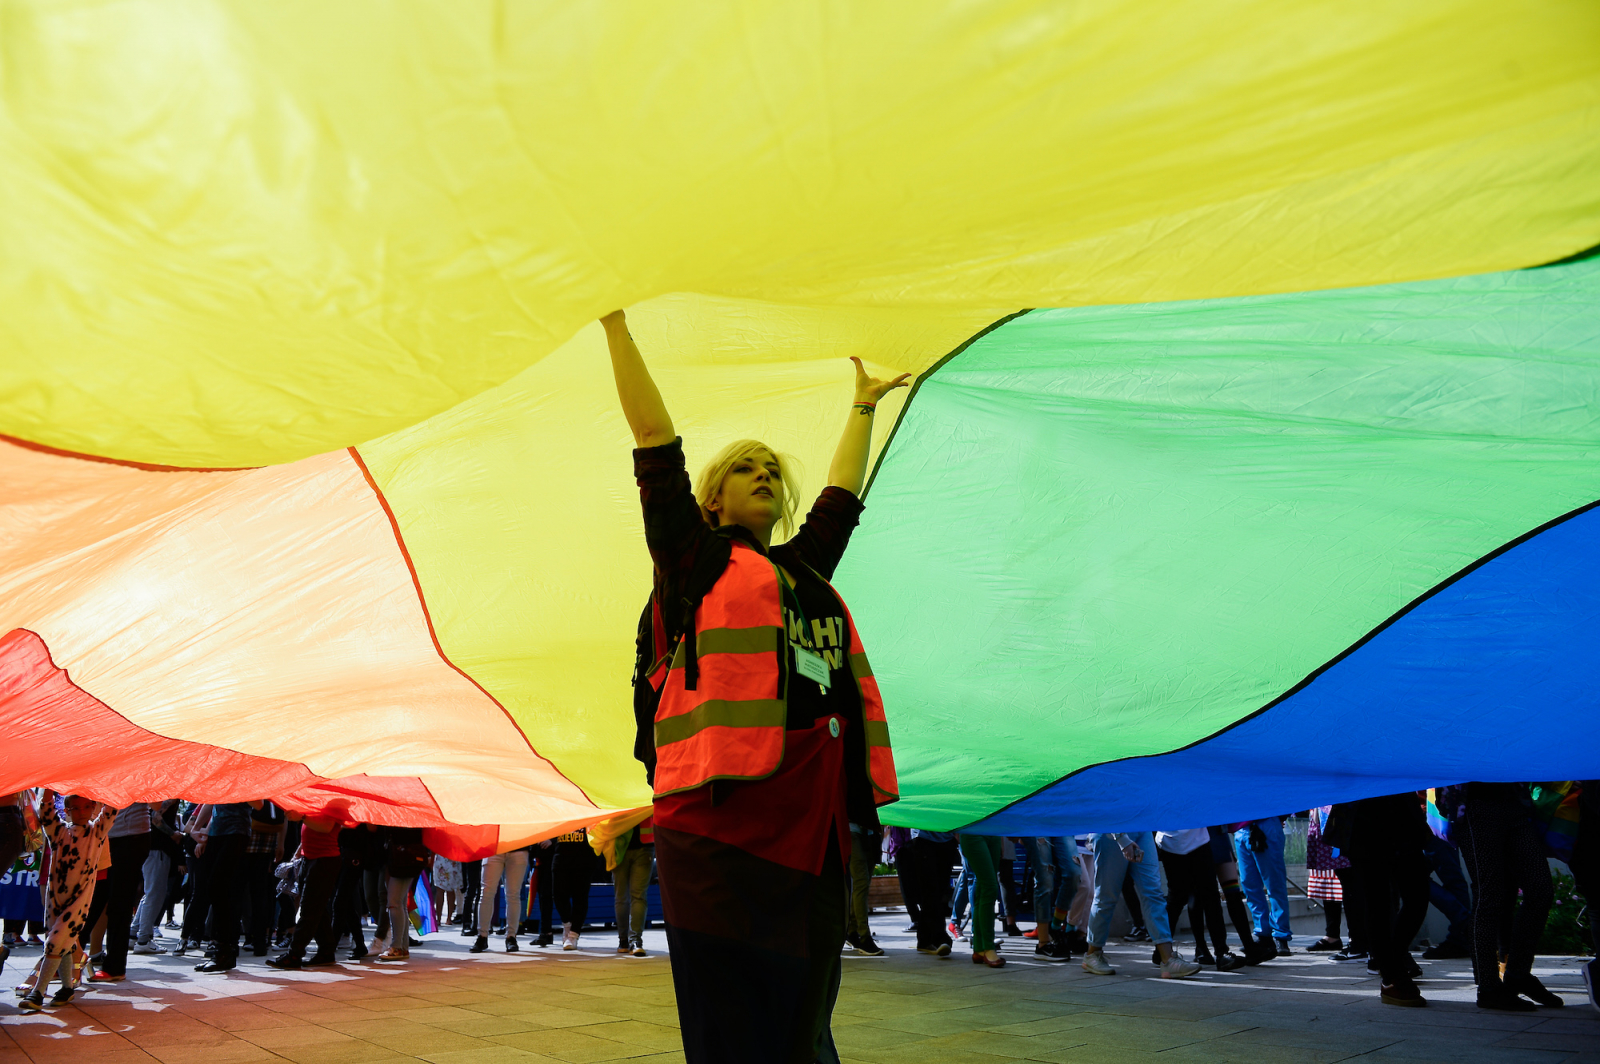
[1022,927,1039,940]
[632,944,647,957]
[469,937,488,954]
[375,948,409,963]
[1035,939,1071,962]
[843,932,861,953]
[1275,939,1292,956]
[264,954,303,971]
[505,937,519,954]
[304,954,338,967]
[18,992,44,1013]
[1477,984,1537,1012]
[1331,948,1369,962]
[164,920,181,930]
[1216,951,1247,972]
[1582,959,1598,1016]
[1160,952,1202,979]
[131,942,159,956]
[947,921,964,941]
[88,971,124,983]
[194,958,235,973]
[1381,980,1427,1007]
[1504,973,1565,1008]
[1122,925,1150,944]
[1306,936,1342,953]
[916,943,953,957]
[562,931,578,952]
[1081,951,1116,976]
[855,936,885,957]
[1194,949,1216,966]
[535,931,553,948]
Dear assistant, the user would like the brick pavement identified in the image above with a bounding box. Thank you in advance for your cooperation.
[2,918,1593,1064]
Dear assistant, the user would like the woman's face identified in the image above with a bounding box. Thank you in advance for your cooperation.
[711,450,783,534]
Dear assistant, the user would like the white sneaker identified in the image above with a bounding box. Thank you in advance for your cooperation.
[562,931,579,952]
[1160,951,1202,979]
[1081,951,1115,976]
[131,942,159,955]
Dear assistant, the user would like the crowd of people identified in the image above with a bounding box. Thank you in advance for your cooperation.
[1,782,1593,1017]
[0,792,657,1012]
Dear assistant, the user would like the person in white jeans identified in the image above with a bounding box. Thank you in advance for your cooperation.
[473,849,530,954]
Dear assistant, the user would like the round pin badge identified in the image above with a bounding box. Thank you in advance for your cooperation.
[828,717,841,738]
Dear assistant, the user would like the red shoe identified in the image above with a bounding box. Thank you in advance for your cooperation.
[89,970,126,983]
[1022,928,1039,940]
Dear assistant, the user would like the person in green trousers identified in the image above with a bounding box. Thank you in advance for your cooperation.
[958,834,1006,967]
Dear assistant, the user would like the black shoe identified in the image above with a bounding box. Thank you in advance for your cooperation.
[470,937,489,954]
[1275,939,1291,956]
[1035,939,1071,962]
[1216,951,1247,972]
[89,952,107,966]
[1151,946,1162,966]
[1331,947,1369,962]
[855,936,884,957]
[1244,940,1276,965]
[408,936,422,947]
[505,937,519,954]
[1504,973,1565,1008]
[0,944,8,975]
[1123,925,1150,943]
[18,992,44,1013]
[264,954,303,970]
[535,932,553,948]
[460,926,477,937]
[1306,936,1342,953]
[194,959,235,973]
[1381,980,1426,1007]
[904,925,917,933]
[304,954,338,967]
[843,932,861,953]
[1194,949,1217,967]
[1478,984,1538,1012]
[1404,955,1422,980]
[1003,923,1024,938]
[49,986,75,1007]
[1421,939,1470,960]
[349,943,368,961]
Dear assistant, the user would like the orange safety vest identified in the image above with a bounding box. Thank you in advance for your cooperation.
[652,541,898,804]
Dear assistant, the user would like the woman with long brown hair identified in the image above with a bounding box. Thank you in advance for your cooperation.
[605,309,903,1063]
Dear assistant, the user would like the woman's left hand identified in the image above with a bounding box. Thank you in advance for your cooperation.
[849,357,911,404]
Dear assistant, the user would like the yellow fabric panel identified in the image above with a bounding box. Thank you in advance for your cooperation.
[358,294,1002,809]
[2,0,1596,467]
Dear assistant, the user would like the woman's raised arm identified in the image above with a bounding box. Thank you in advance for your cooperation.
[827,357,911,497]
[603,310,676,448]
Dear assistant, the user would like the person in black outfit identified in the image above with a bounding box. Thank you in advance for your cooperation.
[266,815,343,970]
[1343,794,1431,1007]
[897,830,957,956]
[1464,783,1561,1011]
[1568,781,1599,1014]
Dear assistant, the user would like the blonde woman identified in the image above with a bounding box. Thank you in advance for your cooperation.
[605,310,903,1064]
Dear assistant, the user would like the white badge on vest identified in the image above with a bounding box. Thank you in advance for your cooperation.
[794,646,830,687]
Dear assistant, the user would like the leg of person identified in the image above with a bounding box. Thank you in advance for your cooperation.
[203,835,246,968]
[1501,817,1558,1003]
[792,843,847,1064]
[1253,818,1294,949]
[1323,898,1344,941]
[1335,866,1367,953]
[1466,800,1516,998]
[99,833,151,977]
[958,836,1000,959]
[246,851,277,955]
[79,878,111,957]
[1392,847,1433,961]
[950,854,972,927]
[1354,831,1399,981]
[1156,847,1191,954]
[1068,849,1095,933]
[502,850,530,950]
[383,875,416,957]
[274,857,339,966]
[612,850,634,951]
[569,846,593,939]
[628,847,653,951]
[1049,838,1080,929]
[1232,826,1271,944]
[1124,834,1179,963]
[1082,835,1128,974]
[135,849,170,949]
[1030,838,1057,942]
[475,855,504,950]
[847,829,872,945]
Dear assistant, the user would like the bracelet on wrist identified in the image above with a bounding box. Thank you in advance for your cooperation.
[852,401,877,414]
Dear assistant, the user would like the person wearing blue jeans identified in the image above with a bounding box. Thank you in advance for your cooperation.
[1028,837,1078,960]
[1234,818,1292,953]
[1080,832,1199,978]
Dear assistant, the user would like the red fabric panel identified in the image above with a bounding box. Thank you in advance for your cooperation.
[0,627,499,858]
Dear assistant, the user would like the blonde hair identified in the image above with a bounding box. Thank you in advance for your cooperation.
[695,439,800,541]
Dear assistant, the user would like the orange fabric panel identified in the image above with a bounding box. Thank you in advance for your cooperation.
[0,439,597,837]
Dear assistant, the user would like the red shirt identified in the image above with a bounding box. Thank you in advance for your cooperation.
[299,824,342,859]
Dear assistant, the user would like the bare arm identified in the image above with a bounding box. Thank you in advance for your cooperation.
[603,310,676,448]
[827,357,911,496]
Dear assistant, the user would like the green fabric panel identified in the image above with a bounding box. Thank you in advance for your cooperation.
[840,260,1600,829]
